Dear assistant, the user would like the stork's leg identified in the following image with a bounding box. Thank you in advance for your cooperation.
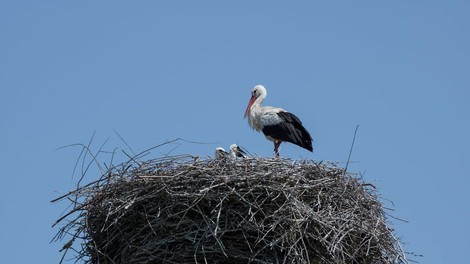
[274,141,282,158]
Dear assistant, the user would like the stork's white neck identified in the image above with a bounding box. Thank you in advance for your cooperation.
[254,85,267,106]
[248,97,264,131]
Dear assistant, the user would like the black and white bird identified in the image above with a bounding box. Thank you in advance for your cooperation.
[230,144,248,159]
[215,144,248,160]
[244,85,313,157]
[215,147,229,160]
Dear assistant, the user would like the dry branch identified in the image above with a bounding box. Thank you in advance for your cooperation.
[53,155,408,264]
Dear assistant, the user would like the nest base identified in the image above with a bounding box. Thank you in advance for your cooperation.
[54,156,407,264]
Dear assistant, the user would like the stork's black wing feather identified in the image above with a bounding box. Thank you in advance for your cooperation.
[262,111,313,152]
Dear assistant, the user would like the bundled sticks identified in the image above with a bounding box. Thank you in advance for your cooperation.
[53,155,408,264]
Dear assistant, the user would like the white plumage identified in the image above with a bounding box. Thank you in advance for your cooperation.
[214,147,229,160]
[230,144,248,159]
[244,85,313,157]
[215,144,248,160]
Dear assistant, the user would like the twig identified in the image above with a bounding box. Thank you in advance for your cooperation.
[344,124,359,176]
[52,148,410,264]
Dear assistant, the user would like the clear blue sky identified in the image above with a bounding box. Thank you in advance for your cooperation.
[1,1,469,263]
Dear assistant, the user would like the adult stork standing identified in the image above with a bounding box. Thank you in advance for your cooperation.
[244,85,313,157]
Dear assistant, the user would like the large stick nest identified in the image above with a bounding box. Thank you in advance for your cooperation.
[53,155,408,264]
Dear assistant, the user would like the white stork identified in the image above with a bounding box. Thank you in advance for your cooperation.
[214,147,229,160]
[244,85,313,157]
[230,144,248,159]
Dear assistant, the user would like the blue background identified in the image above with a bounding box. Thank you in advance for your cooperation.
[1,1,469,263]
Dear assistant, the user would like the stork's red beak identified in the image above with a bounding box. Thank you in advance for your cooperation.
[244,96,256,118]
